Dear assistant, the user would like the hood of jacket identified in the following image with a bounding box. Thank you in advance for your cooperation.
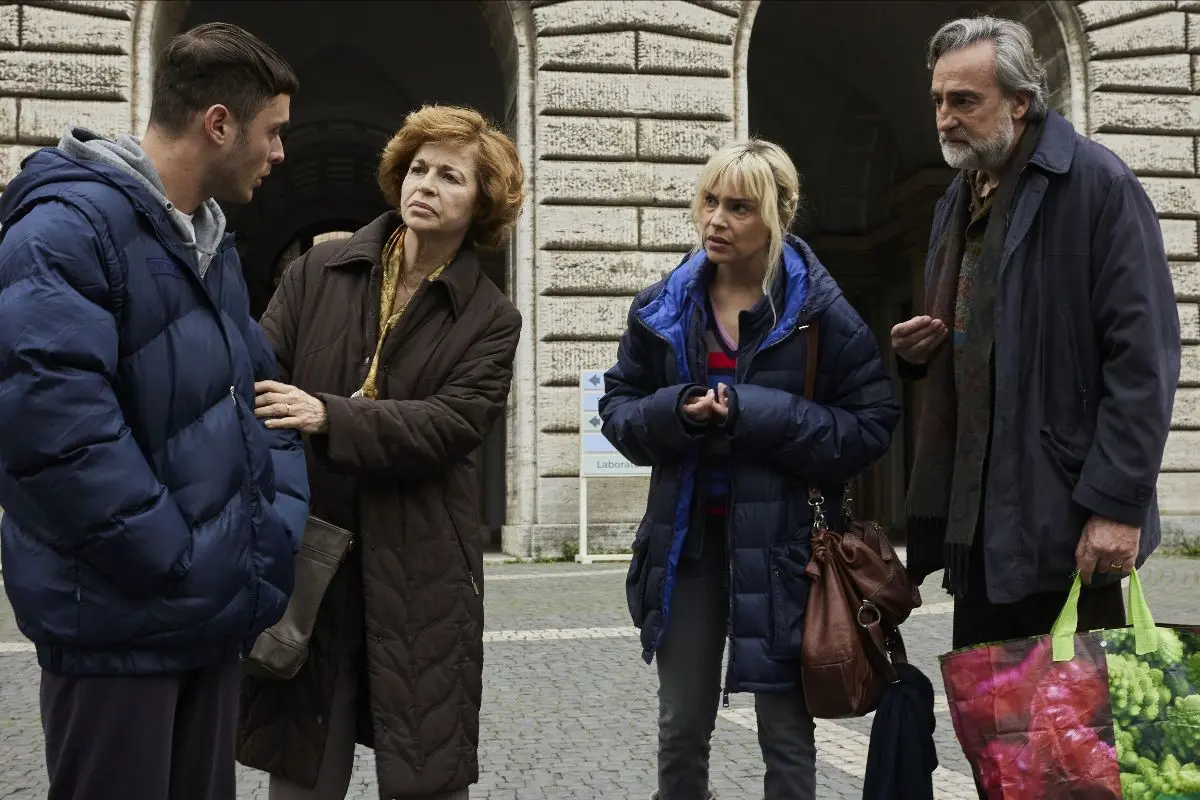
[0,127,226,275]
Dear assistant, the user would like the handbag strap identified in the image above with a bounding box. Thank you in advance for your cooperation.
[803,323,828,522]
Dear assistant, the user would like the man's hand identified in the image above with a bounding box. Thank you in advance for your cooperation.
[890,316,949,365]
[255,380,328,434]
[1075,515,1141,585]
[682,385,729,424]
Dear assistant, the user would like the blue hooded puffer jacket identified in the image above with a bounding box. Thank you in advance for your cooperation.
[0,147,309,675]
[599,236,900,695]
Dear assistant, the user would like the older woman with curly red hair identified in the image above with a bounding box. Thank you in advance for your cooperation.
[236,105,525,800]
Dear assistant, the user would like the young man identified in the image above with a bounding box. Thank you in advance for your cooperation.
[894,16,1179,649]
[0,23,309,800]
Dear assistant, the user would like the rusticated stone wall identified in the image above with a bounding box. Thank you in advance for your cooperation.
[0,2,147,189]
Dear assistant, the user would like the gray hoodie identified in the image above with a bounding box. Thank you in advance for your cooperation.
[58,126,226,276]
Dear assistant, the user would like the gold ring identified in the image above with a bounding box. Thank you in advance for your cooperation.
[1110,561,1125,569]
[284,403,291,416]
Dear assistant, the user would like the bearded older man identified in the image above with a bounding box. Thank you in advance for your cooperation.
[892,16,1180,650]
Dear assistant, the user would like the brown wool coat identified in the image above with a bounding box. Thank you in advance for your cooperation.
[236,212,521,798]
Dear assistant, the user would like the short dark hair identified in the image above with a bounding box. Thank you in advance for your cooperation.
[150,22,298,137]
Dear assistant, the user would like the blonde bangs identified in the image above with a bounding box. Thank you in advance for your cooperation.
[689,140,801,323]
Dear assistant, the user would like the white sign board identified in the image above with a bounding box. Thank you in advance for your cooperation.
[576,370,646,564]
[578,371,651,478]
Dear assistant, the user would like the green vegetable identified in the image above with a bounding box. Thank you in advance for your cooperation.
[1120,770,1154,800]
[1158,753,1200,795]
[1117,725,1140,771]
[1154,630,1187,668]
[1186,651,1200,690]
[1163,694,1200,763]
[1163,663,1193,699]
[1109,652,1172,726]
[1107,628,1185,670]
[1120,754,1200,798]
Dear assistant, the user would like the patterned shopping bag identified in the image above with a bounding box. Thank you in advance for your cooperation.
[940,570,1200,799]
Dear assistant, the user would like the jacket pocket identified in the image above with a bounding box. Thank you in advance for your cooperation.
[626,518,652,628]
[443,499,480,598]
[1047,304,1093,430]
[1039,426,1087,487]
[768,541,812,660]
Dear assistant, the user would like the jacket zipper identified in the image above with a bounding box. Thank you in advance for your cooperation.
[1066,323,1088,416]
[444,500,480,596]
[632,303,696,655]
[719,313,806,706]
[229,385,262,638]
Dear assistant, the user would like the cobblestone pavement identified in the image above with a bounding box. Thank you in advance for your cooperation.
[0,554,1197,799]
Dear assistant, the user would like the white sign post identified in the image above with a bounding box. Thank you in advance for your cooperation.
[577,370,651,564]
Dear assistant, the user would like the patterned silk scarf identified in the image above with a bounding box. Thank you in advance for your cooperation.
[357,226,448,400]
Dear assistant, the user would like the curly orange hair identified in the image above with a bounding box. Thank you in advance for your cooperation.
[377,105,525,249]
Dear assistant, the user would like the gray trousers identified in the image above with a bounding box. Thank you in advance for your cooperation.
[656,522,817,800]
[267,648,468,800]
[40,659,240,800]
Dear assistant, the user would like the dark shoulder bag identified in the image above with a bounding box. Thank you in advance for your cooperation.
[798,322,922,718]
[244,516,354,680]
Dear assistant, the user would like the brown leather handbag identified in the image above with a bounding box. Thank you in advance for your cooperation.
[798,322,922,719]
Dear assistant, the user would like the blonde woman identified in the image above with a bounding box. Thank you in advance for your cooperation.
[599,140,900,799]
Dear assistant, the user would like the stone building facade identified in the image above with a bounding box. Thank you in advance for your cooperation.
[0,0,1197,558]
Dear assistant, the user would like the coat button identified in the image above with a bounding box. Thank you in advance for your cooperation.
[316,714,324,726]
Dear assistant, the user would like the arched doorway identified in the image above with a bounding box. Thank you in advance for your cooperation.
[744,0,1079,532]
[152,0,526,549]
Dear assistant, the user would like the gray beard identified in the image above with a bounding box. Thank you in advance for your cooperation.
[940,114,1015,172]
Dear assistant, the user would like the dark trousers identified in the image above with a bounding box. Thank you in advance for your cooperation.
[952,580,1127,649]
[951,537,1127,649]
[656,515,816,800]
[40,659,240,800]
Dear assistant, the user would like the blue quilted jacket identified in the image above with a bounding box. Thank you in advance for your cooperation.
[0,147,309,675]
[599,236,899,695]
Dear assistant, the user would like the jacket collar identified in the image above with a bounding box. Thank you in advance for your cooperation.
[1026,110,1074,176]
[324,211,480,318]
[638,234,838,347]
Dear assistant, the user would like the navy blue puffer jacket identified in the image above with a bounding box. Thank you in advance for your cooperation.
[0,148,309,675]
[599,236,899,694]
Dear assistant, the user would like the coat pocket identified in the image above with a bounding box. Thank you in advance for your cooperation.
[1039,426,1087,487]
[626,519,653,628]
[442,498,480,598]
[768,541,813,661]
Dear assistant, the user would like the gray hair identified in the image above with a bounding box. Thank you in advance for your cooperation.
[927,16,1049,121]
